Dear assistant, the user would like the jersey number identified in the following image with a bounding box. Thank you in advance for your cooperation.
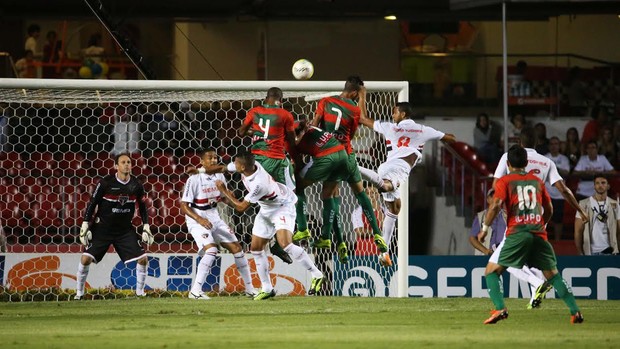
[397,136,410,147]
[330,107,343,130]
[258,118,271,139]
[516,185,537,210]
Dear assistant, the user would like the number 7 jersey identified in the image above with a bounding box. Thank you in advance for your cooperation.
[373,119,444,162]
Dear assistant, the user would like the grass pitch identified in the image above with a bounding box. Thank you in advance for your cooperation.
[0,297,618,349]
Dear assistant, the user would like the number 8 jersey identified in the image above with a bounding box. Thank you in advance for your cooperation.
[373,119,444,163]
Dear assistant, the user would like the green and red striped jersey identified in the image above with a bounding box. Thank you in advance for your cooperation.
[243,104,295,159]
[296,126,345,158]
[316,96,360,154]
[494,171,551,240]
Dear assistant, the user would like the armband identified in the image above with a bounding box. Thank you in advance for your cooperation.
[481,224,490,233]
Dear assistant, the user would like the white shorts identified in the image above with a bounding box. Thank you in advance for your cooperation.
[488,238,506,264]
[187,219,238,252]
[252,204,296,239]
[378,158,411,202]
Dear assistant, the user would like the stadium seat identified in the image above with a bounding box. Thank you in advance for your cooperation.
[0,152,27,177]
[148,151,178,179]
[56,152,87,177]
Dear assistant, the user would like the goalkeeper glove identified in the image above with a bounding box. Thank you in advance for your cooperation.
[142,224,154,246]
[79,222,92,246]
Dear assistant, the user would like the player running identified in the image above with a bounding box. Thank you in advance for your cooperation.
[491,127,589,308]
[357,97,455,266]
[479,145,583,324]
[180,149,255,299]
[216,151,324,300]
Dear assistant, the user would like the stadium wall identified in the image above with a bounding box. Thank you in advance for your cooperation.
[2,254,617,299]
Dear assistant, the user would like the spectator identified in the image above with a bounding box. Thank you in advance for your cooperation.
[84,34,105,63]
[469,188,506,255]
[14,50,36,78]
[544,136,571,241]
[573,141,616,200]
[566,66,592,116]
[561,127,582,170]
[503,113,526,149]
[598,128,618,169]
[574,175,619,255]
[473,112,501,164]
[582,106,608,147]
[24,24,41,57]
[534,122,549,155]
[42,30,62,78]
[112,105,140,155]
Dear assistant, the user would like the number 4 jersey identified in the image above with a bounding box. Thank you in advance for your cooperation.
[373,119,444,163]
[494,171,551,239]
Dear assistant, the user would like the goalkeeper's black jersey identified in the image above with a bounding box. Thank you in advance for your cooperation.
[83,174,148,232]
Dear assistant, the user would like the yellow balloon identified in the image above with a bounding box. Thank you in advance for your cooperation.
[79,66,92,79]
[99,62,109,76]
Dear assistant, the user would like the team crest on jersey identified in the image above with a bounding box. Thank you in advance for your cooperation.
[118,195,129,205]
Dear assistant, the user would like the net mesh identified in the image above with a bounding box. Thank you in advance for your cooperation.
[0,81,403,301]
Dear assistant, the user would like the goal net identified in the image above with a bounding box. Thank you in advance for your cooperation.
[0,79,409,301]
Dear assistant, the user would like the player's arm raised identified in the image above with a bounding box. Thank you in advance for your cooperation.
[215,180,251,212]
[357,86,375,129]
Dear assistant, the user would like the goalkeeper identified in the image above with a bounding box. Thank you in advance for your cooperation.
[74,152,153,300]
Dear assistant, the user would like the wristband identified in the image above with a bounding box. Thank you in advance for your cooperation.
[227,162,236,172]
[481,224,489,233]
[197,167,206,174]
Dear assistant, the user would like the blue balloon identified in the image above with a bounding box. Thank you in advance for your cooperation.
[91,63,102,76]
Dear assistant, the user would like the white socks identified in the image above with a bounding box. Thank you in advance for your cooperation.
[507,266,546,304]
[251,250,273,293]
[76,263,89,296]
[383,211,398,251]
[284,243,323,279]
[359,166,383,188]
[233,251,254,293]
[136,262,147,296]
[191,247,218,295]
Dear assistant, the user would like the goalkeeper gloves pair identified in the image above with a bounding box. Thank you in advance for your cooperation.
[78,222,154,246]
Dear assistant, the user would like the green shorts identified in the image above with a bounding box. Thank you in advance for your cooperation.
[255,155,295,189]
[301,150,349,182]
[338,152,361,183]
[498,232,557,271]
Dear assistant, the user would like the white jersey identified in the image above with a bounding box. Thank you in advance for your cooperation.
[181,172,226,224]
[574,155,614,197]
[373,119,443,163]
[242,162,297,213]
[494,147,563,185]
[544,153,570,200]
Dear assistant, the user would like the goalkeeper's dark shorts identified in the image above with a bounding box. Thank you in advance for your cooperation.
[84,226,146,264]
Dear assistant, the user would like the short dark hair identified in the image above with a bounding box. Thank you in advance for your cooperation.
[27,24,41,35]
[235,150,255,168]
[593,174,608,184]
[519,127,536,148]
[343,76,364,92]
[199,148,217,158]
[395,102,414,119]
[507,145,527,169]
[266,87,283,101]
[114,152,131,164]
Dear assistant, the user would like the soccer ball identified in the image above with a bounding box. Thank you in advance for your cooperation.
[292,59,314,80]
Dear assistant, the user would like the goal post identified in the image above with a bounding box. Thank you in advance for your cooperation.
[0,78,409,300]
